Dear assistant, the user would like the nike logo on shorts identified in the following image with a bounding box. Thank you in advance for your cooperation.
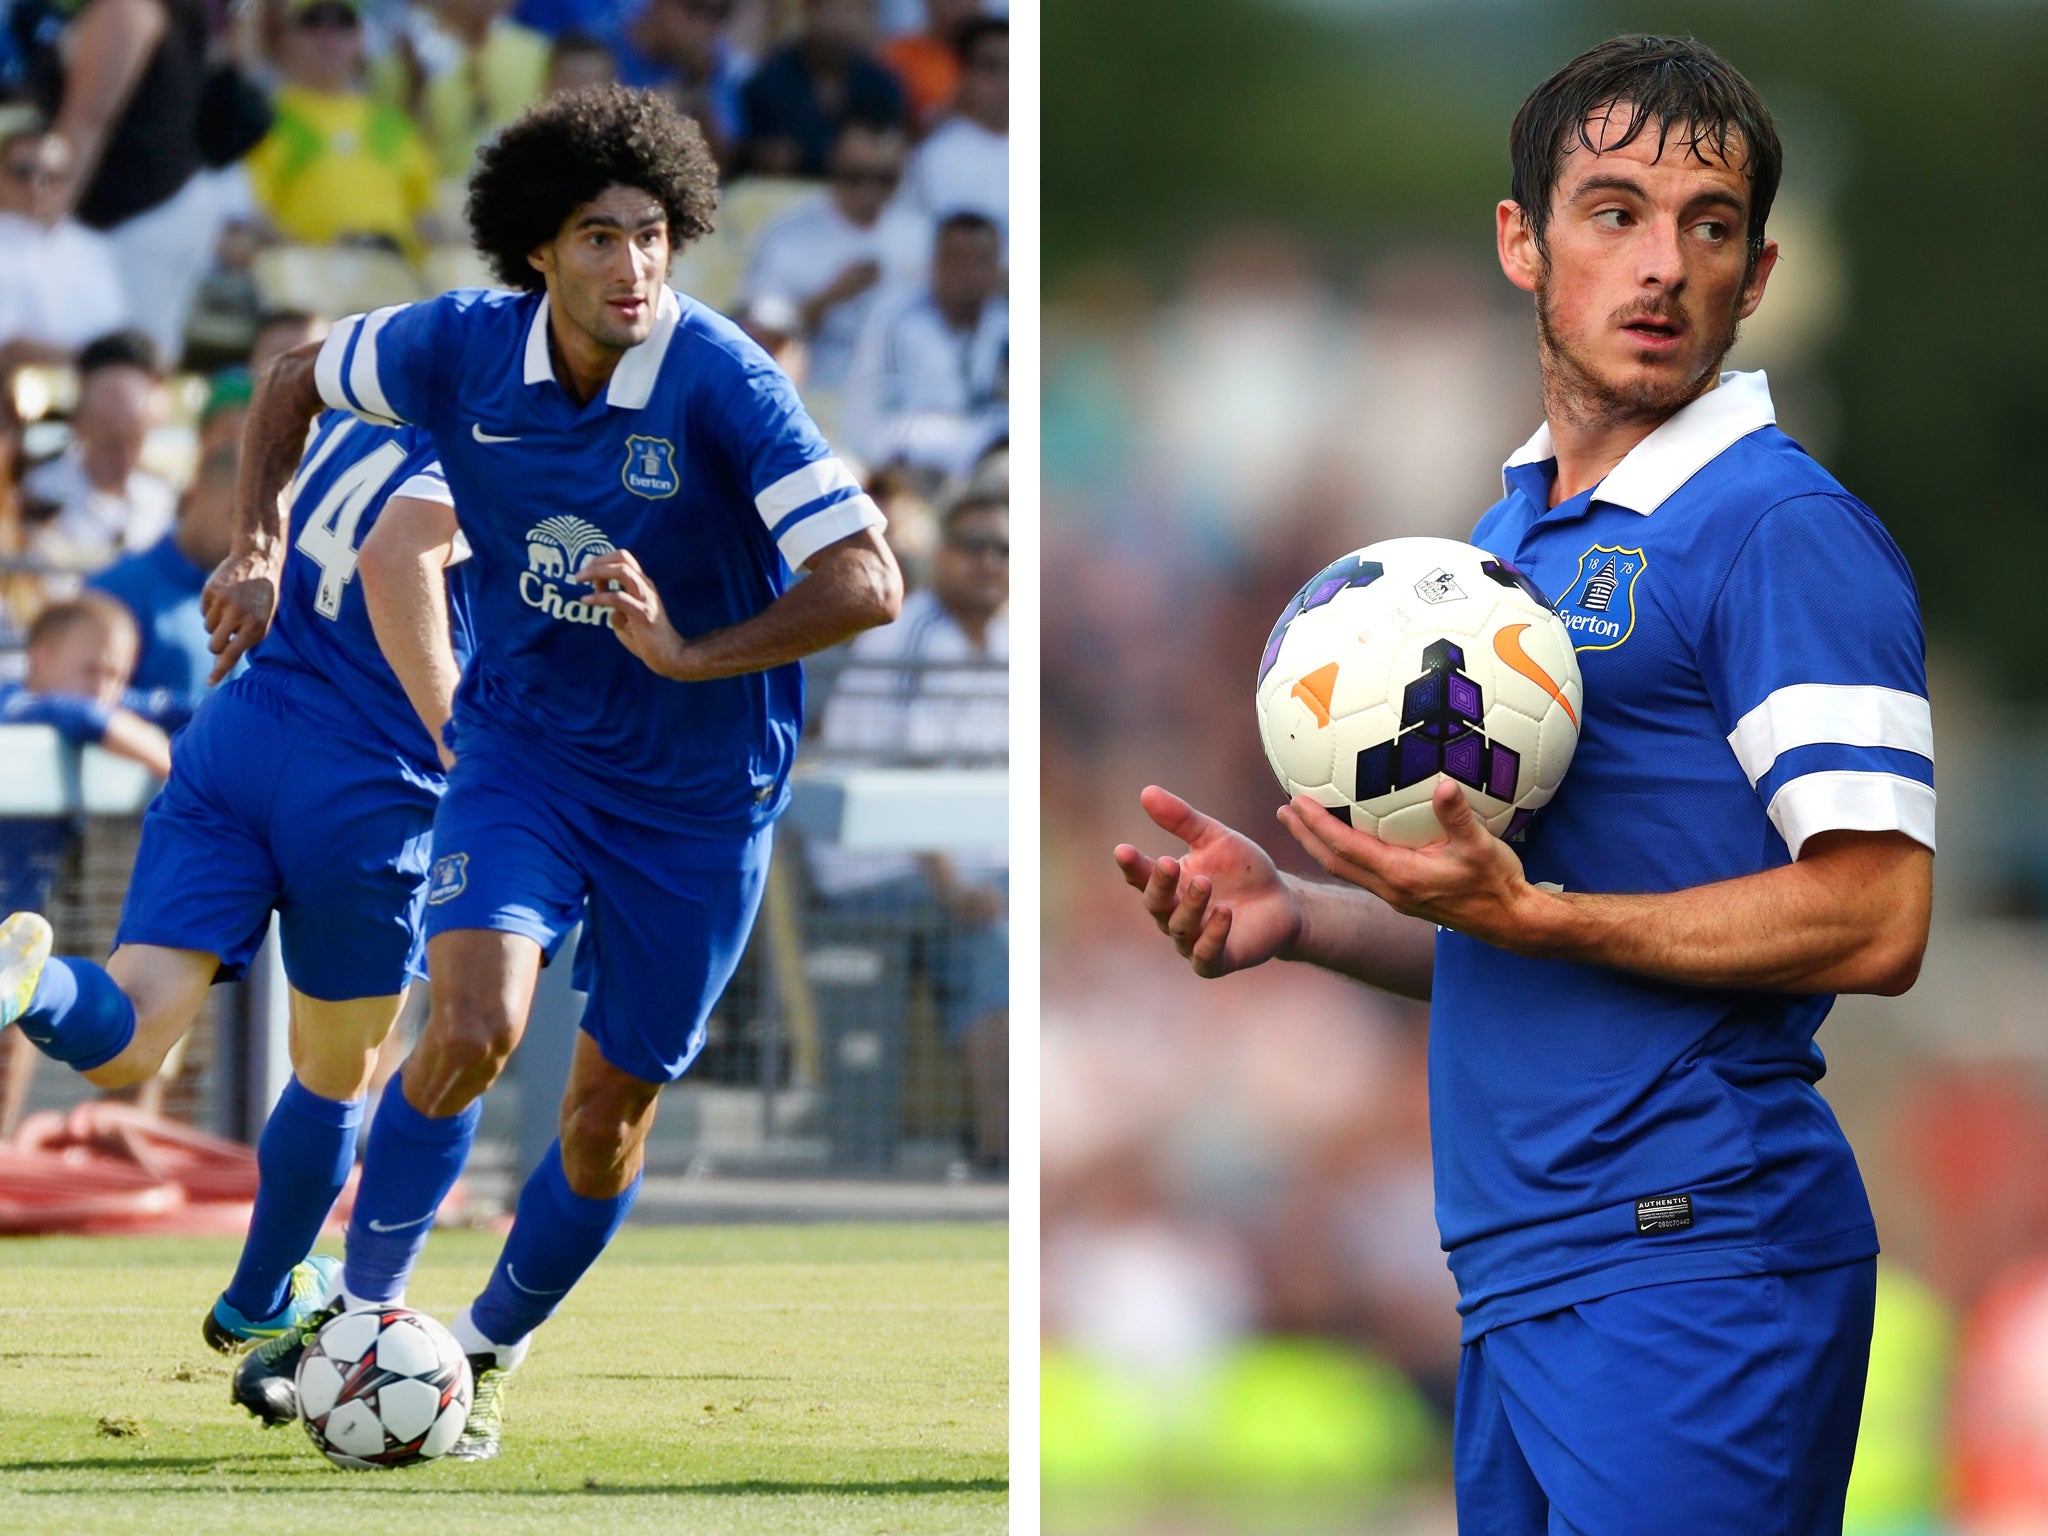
[365,1212,437,1233]
[472,423,521,443]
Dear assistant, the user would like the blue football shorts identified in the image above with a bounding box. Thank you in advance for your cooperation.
[1454,1258,1877,1535]
[421,757,771,1085]
[115,674,441,1000]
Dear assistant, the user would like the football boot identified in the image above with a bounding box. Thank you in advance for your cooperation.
[203,1254,343,1355]
[0,912,52,1031]
[231,1296,343,1426]
[447,1355,514,1461]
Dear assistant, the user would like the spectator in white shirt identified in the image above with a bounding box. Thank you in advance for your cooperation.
[901,17,1005,253]
[0,114,132,372]
[811,493,1009,1170]
[739,121,929,391]
[20,331,175,581]
[843,209,1006,483]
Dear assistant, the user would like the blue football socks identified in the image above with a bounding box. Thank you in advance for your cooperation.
[14,958,136,1072]
[221,1079,364,1323]
[343,1070,481,1305]
[469,1142,641,1351]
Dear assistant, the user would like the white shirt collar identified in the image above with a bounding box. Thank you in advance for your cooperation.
[1500,369,1777,515]
[522,285,684,409]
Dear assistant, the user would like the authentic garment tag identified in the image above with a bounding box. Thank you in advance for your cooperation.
[1635,1193,1694,1235]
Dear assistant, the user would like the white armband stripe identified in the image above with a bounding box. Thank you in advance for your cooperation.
[1727,684,1932,786]
[1767,771,1936,859]
[777,492,885,569]
[347,305,406,425]
[390,471,454,508]
[756,457,860,526]
[312,317,359,413]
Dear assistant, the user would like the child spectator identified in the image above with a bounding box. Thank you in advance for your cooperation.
[3,595,173,777]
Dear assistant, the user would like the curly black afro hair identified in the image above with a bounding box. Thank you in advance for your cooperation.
[468,86,720,292]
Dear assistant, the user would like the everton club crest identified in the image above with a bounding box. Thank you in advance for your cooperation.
[1556,544,1646,651]
[621,435,680,499]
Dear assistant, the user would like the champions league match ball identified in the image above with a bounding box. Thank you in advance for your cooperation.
[296,1307,473,1470]
[1256,536,1585,847]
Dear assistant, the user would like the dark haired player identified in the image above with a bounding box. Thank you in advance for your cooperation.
[1117,35,1934,1533]
[205,86,902,1458]
[0,416,470,1357]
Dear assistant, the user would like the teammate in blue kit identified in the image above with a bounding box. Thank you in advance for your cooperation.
[203,86,902,1458]
[1119,36,1934,1535]
[0,413,473,1373]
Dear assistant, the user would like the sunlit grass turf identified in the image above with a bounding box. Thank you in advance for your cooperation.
[0,1223,1007,1536]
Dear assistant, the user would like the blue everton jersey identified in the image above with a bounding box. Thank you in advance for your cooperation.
[1436,371,1934,1341]
[249,411,473,771]
[311,286,884,833]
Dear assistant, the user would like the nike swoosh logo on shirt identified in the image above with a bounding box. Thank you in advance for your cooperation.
[472,424,521,443]
[365,1212,437,1234]
[1493,623,1579,728]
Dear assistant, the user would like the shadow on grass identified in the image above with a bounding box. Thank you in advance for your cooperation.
[8,1472,1009,1498]
[3,1455,309,1473]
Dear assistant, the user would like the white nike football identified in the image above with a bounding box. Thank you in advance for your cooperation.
[1256,536,1584,846]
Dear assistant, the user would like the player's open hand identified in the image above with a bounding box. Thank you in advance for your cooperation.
[1279,779,1538,946]
[1114,786,1304,979]
[579,549,693,679]
[201,546,282,684]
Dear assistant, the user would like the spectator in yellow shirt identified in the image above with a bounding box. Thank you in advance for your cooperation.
[244,0,437,262]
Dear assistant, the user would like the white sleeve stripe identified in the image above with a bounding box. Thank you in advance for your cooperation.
[1767,771,1936,859]
[756,457,860,525]
[1727,684,1932,786]
[390,471,454,507]
[312,317,359,413]
[348,305,406,424]
[777,493,884,569]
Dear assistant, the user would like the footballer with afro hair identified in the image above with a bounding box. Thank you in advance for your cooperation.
[468,85,721,294]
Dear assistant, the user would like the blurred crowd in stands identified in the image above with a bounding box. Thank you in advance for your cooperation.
[0,0,1008,1168]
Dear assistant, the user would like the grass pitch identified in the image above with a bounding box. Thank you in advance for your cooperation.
[0,1223,1006,1536]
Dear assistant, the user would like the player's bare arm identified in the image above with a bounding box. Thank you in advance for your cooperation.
[202,339,325,681]
[1283,778,1931,996]
[580,526,902,681]
[1115,785,1436,999]
[358,495,464,769]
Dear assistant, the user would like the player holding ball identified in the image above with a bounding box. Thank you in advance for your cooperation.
[1116,35,1934,1535]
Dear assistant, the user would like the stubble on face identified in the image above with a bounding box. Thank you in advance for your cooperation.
[1533,265,1744,434]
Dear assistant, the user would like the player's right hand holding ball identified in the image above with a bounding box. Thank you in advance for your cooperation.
[1113,785,1305,979]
